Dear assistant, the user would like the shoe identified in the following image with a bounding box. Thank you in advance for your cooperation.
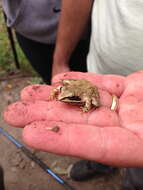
[69,160,116,181]
[0,165,5,190]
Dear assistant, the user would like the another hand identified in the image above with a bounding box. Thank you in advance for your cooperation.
[52,61,70,77]
[4,71,143,167]
[52,52,70,77]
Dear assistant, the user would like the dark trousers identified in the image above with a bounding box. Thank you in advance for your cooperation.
[0,166,5,190]
[123,168,143,190]
[16,32,89,84]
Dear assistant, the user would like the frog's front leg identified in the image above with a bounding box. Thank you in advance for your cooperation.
[49,86,61,100]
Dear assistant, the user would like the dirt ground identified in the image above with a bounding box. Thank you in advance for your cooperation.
[0,77,124,190]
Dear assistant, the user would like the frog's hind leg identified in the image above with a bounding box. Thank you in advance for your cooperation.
[92,97,100,107]
[82,97,92,112]
[92,89,100,107]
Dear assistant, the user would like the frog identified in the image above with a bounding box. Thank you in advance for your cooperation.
[50,79,100,112]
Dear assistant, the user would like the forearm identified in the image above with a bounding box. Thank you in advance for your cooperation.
[54,0,93,65]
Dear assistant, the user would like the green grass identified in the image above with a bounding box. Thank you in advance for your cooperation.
[0,8,36,76]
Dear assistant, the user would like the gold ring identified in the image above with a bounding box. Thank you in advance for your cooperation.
[111,95,118,111]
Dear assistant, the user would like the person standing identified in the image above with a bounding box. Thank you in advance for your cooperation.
[2,0,90,84]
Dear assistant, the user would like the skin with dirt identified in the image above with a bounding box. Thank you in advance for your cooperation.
[0,77,123,190]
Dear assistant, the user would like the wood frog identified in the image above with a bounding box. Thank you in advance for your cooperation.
[50,79,100,112]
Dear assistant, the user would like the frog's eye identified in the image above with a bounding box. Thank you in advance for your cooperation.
[59,86,63,91]
[56,86,63,92]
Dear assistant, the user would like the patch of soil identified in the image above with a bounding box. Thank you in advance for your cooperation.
[0,77,123,190]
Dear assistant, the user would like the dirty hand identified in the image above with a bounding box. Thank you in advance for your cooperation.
[4,71,143,167]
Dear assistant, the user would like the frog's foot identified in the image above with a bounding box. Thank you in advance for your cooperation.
[49,88,59,100]
[82,106,90,113]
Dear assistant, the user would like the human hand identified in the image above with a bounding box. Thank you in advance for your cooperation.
[52,51,70,77]
[4,71,143,167]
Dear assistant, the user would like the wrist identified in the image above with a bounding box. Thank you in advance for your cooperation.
[53,47,70,66]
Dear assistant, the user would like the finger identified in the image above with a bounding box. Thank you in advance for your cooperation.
[20,84,113,109]
[4,100,119,127]
[51,72,100,83]
[122,71,143,100]
[102,74,125,97]
[52,72,125,96]
[23,120,143,167]
[119,96,143,125]
[20,84,53,101]
[125,121,143,139]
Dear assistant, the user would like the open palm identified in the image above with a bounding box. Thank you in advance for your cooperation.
[4,71,143,167]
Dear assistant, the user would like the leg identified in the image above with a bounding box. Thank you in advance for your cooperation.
[69,40,90,72]
[16,32,89,84]
[16,32,55,84]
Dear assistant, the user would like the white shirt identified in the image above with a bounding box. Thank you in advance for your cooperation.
[87,0,143,76]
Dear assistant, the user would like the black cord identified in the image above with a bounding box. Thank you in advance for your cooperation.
[3,12,20,69]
